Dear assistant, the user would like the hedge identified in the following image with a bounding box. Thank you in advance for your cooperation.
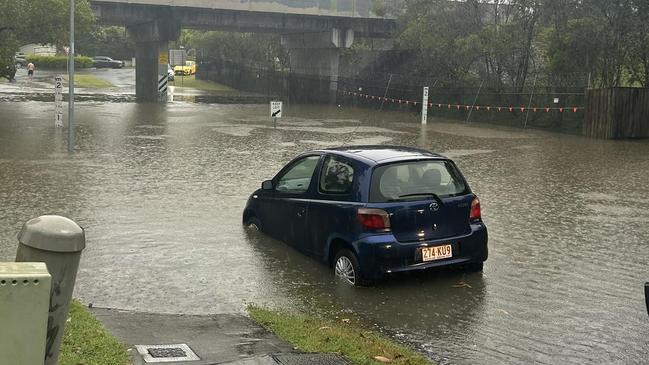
[25,55,93,69]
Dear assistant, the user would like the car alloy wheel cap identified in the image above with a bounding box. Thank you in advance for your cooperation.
[335,256,356,285]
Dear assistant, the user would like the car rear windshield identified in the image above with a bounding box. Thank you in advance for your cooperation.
[369,160,469,202]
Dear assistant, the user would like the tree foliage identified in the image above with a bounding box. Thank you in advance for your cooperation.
[76,26,134,60]
[396,0,649,88]
[0,0,94,79]
[190,31,289,69]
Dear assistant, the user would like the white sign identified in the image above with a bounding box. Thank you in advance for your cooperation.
[553,97,559,104]
[54,75,64,128]
[270,101,282,118]
[421,87,429,125]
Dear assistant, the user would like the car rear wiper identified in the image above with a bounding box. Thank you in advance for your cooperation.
[385,193,441,202]
[398,192,441,200]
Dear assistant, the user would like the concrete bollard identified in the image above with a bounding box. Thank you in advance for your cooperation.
[15,215,86,365]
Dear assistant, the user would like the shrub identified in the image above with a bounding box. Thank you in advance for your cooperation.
[25,55,93,69]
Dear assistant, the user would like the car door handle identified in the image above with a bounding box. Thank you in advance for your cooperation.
[297,208,306,217]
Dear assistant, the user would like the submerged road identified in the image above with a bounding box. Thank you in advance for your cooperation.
[0,95,647,364]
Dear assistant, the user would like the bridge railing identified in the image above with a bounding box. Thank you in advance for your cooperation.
[93,0,395,18]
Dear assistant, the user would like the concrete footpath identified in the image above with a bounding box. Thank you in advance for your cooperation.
[92,308,348,365]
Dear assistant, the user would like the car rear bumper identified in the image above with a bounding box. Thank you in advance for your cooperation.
[354,223,488,280]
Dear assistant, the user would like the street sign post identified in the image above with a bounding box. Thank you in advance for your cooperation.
[169,49,187,67]
[68,0,75,152]
[270,101,282,128]
[54,75,64,128]
[421,86,429,125]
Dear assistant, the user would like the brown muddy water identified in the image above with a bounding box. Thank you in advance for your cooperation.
[0,100,647,364]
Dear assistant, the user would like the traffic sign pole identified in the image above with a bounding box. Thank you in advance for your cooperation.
[68,0,75,152]
[270,101,282,128]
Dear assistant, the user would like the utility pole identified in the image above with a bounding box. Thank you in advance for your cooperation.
[68,0,75,153]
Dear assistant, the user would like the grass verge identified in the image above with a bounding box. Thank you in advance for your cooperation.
[59,300,131,365]
[248,305,433,365]
[170,75,239,93]
[65,74,114,88]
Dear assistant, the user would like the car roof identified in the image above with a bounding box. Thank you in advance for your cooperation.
[314,145,448,165]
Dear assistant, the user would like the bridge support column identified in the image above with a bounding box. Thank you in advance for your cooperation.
[127,17,180,103]
[281,29,354,103]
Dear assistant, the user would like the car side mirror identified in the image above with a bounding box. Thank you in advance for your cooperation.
[262,180,274,190]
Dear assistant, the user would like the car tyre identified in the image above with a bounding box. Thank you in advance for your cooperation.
[334,249,369,286]
[463,262,484,272]
[245,217,262,232]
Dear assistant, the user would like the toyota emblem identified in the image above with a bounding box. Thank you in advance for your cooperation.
[429,201,440,212]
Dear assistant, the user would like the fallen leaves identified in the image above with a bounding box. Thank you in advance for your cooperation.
[452,281,472,289]
[373,355,393,362]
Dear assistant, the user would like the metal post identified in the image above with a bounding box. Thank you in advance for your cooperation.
[15,215,86,365]
[379,73,393,111]
[68,0,75,153]
[645,282,649,316]
[523,75,537,129]
[465,81,484,124]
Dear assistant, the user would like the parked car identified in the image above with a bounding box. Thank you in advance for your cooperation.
[92,56,123,69]
[174,60,196,76]
[14,53,27,68]
[243,146,488,286]
[167,64,175,81]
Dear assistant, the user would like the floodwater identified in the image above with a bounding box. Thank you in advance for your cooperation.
[0,99,648,365]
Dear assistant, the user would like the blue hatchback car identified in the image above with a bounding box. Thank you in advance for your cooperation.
[243,146,488,285]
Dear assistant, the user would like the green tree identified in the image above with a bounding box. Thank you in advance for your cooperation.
[0,0,94,79]
[191,31,288,68]
[76,26,134,60]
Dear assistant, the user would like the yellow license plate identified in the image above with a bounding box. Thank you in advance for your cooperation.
[421,244,452,262]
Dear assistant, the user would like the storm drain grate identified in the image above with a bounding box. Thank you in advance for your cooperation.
[273,353,349,365]
[135,344,200,363]
[148,347,187,358]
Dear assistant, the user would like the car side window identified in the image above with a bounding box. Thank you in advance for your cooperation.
[276,156,320,194]
[319,155,354,195]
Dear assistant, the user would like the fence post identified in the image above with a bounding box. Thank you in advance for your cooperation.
[379,73,393,111]
[524,75,537,129]
[466,81,484,123]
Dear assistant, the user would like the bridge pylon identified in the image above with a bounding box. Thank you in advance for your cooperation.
[127,13,180,103]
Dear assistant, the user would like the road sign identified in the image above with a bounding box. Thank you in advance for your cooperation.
[169,49,187,67]
[421,86,429,125]
[54,75,64,128]
[158,74,168,101]
[270,101,282,118]
[159,52,168,65]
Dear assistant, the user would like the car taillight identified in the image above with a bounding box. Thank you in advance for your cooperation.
[357,208,391,231]
[470,197,481,221]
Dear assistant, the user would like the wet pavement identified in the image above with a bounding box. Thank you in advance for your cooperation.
[0,92,648,364]
[91,308,344,365]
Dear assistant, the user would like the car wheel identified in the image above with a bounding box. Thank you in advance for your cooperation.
[463,262,484,272]
[245,217,262,232]
[334,249,368,286]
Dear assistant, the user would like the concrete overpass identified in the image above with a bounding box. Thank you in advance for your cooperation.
[90,0,397,102]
